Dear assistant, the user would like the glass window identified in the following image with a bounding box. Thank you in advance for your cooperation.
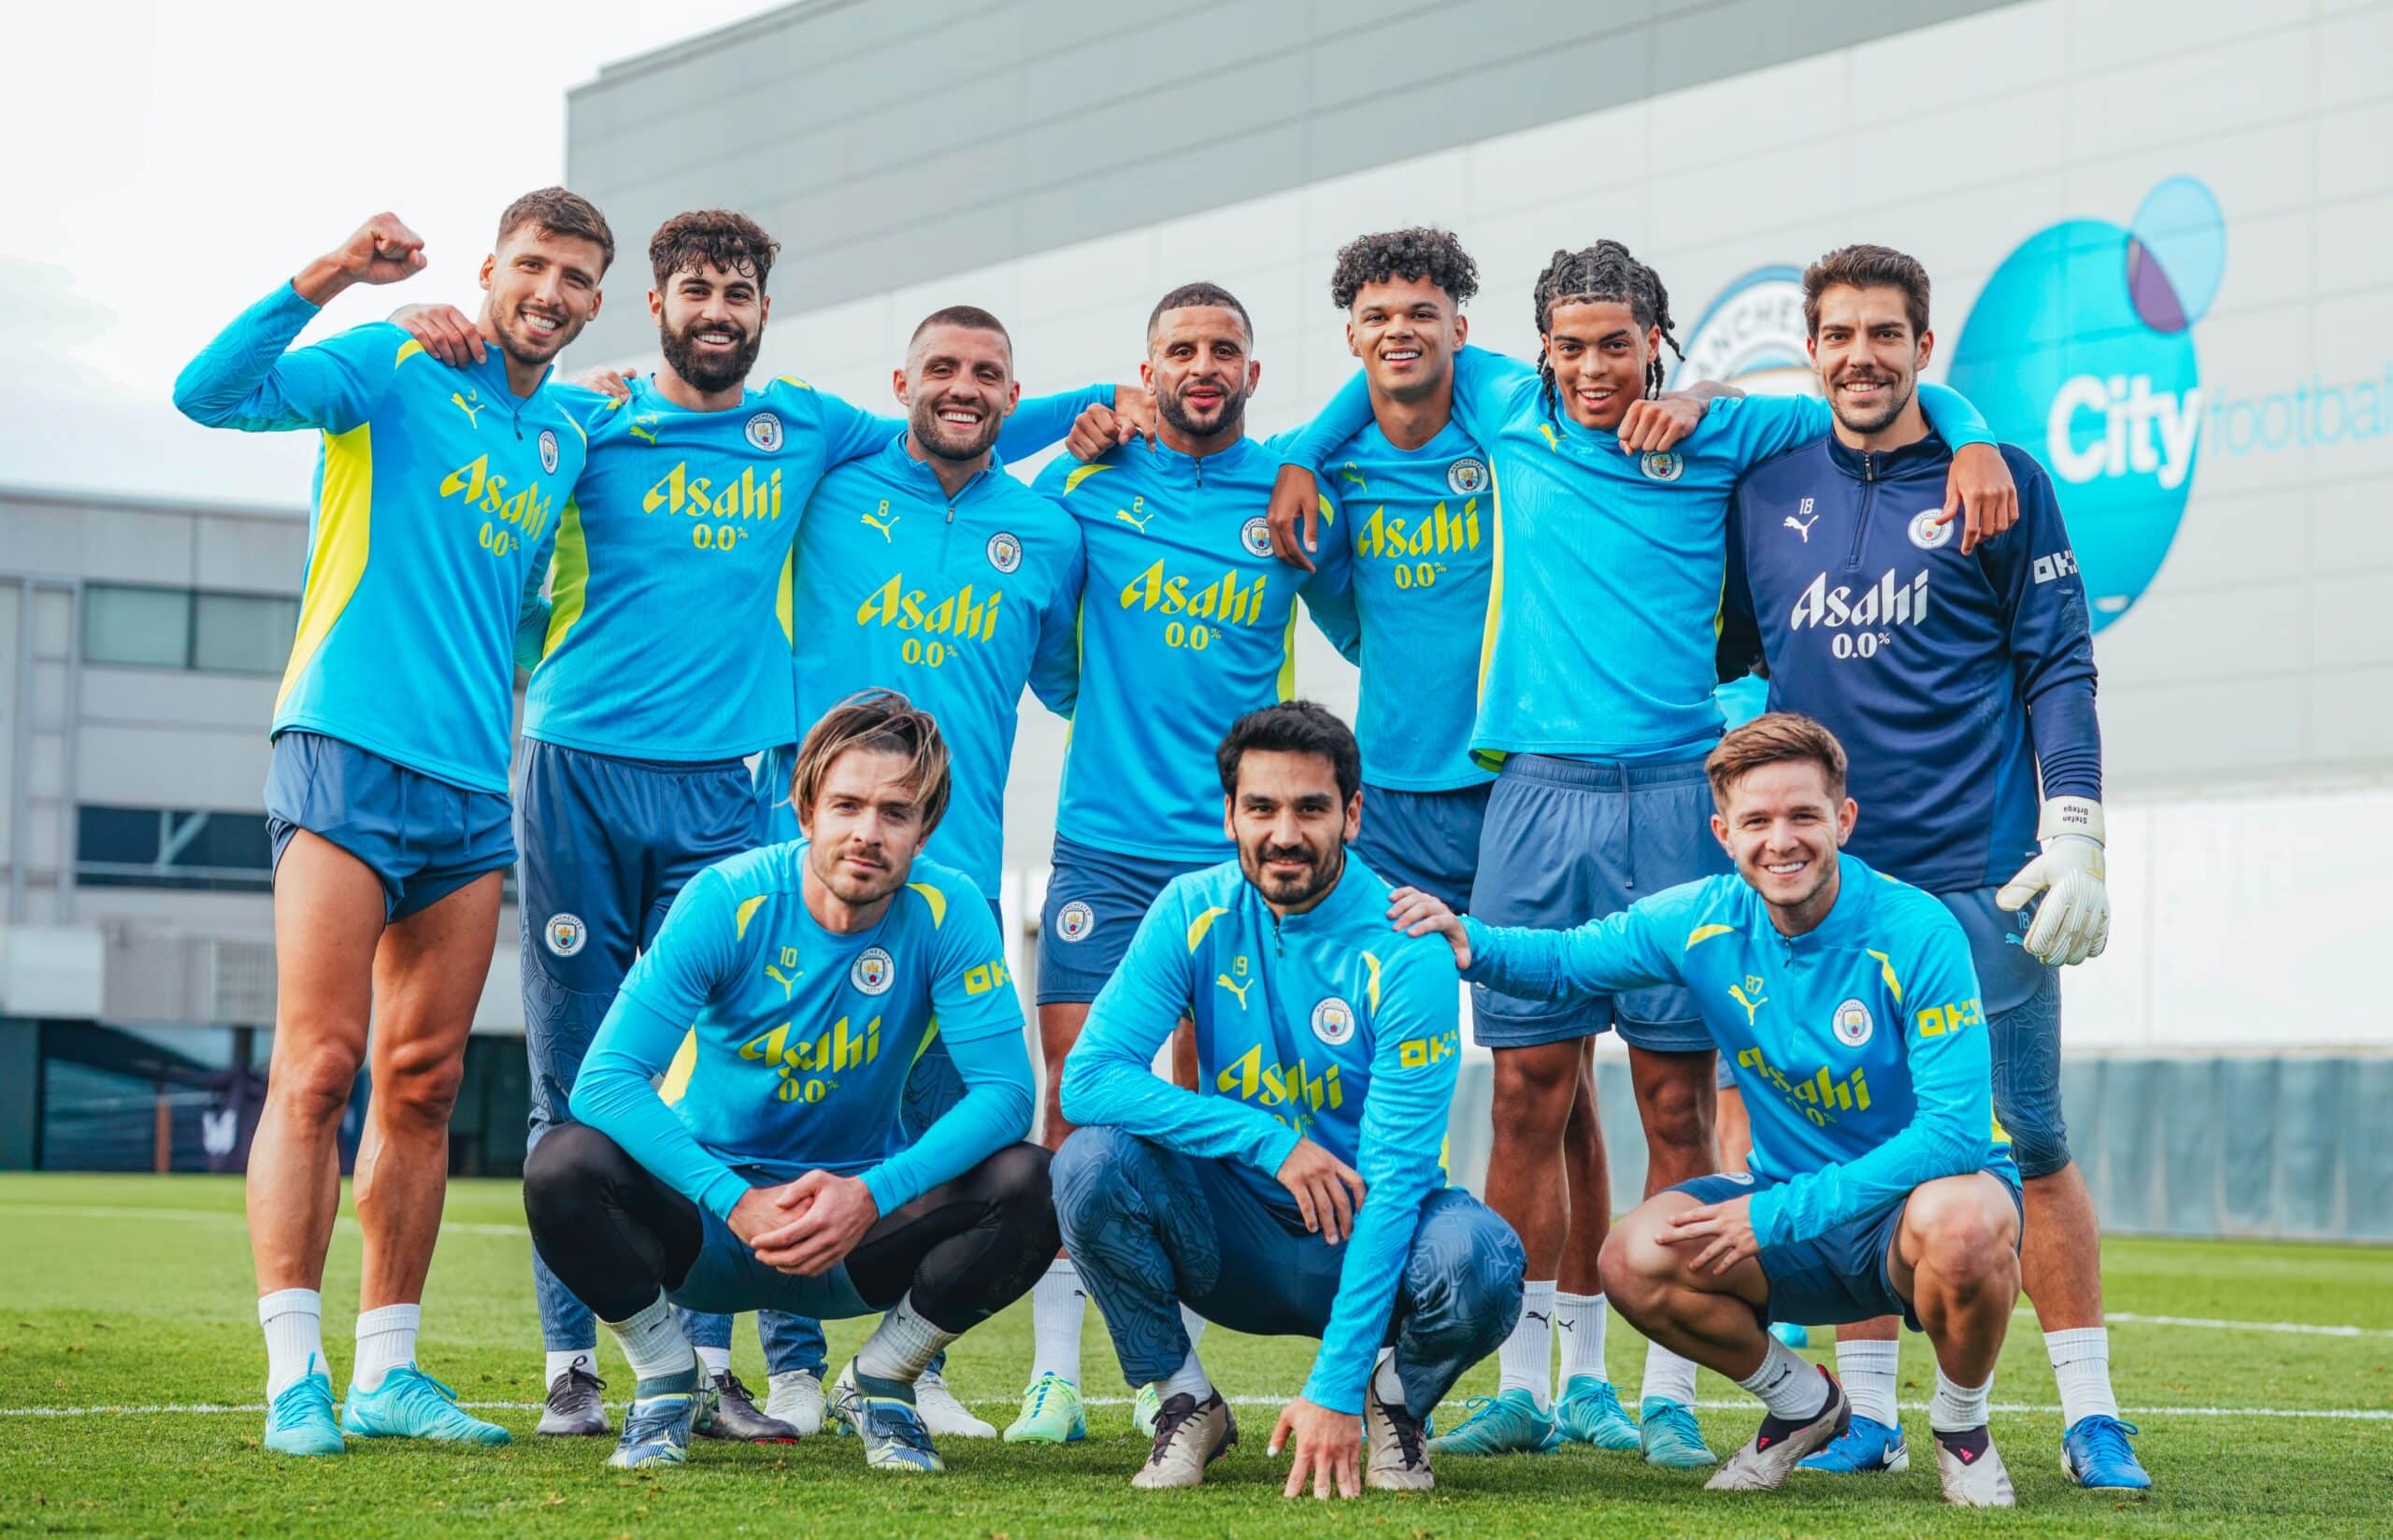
[193,592,298,675]
[75,806,275,891]
[82,584,191,667]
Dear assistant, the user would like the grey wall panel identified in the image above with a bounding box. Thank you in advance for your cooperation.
[566,0,2029,363]
[1441,1054,2393,1244]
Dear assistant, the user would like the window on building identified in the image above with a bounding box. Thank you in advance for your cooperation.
[193,592,299,675]
[82,585,192,668]
[75,806,276,892]
[81,584,297,675]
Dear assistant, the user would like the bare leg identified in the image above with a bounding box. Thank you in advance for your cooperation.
[1626,1045,1718,1192]
[1036,1000,1092,1152]
[353,871,503,1309]
[248,832,384,1296]
[1483,1041,1584,1278]
[1715,1085,1752,1175]
[2020,1162,2104,1331]
[1598,1191,1772,1378]
[1555,1042,1610,1294]
[1888,1175,2021,1389]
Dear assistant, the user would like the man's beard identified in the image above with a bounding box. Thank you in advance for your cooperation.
[1830,370,1915,435]
[1241,837,1342,907]
[910,394,1002,462]
[660,317,762,393]
[1158,378,1251,439]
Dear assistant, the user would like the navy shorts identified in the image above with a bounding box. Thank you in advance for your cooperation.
[265,730,513,921]
[1673,1170,2023,1331]
[1355,781,1493,914]
[1038,835,1211,1005]
[1939,886,2069,1178]
[1470,755,1726,1053]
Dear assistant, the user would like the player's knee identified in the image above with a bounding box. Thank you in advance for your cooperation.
[271,1037,365,1127]
[377,1044,466,1129]
[1407,1200,1526,1349]
[1051,1124,1142,1211]
[522,1122,614,1236]
[1598,1208,1681,1309]
[1490,1052,1577,1142]
[1635,1071,1711,1159]
[979,1140,1054,1213]
[1908,1184,2014,1285]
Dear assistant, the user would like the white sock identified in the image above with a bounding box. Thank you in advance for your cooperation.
[856,1293,957,1384]
[1371,1348,1404,1408]
[605,1292,695,1385]
[1030,1259,1086,1383]
[1181,1303,1208,1348]
[1556,1291,1609,1385]
[1497,1279,1556,1409]
[1737,1336,1829,1421]
[1153,1345,1212,1405]
[2044,1327,2120,1425]
[695,1345,731,1378]
[546,1348,596,1388]
[1640,1340,1699,1408]
[351,1303,419,1392]
[260,1289,325,1400]
[1836,1336,1902,1428]
[1929,1366,1993,1433]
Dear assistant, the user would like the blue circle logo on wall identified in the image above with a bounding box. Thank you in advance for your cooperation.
[1670,264,1814,396]
[1946,177,2223,632]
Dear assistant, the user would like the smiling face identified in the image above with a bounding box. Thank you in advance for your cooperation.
[1347,276,1466,404]
[796,747,927,911]
[1145,305,1258,446]
[1225,749,1359,915]
[899,322,1017,462]
[1809,282,1933,445]
[1712,759,1856,932]
[479,225,607,367]
[652,259,767,394]
[1541,298,1655,432]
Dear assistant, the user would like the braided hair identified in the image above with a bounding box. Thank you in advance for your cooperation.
[1530,240,1684,423]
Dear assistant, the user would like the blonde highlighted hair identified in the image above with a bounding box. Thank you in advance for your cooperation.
[1705,711,1849,806]
[788,689,952,835]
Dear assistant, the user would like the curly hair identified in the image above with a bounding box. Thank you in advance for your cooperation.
[1327,227,1480,312]
[648,209,781,292]
[1529,241,1682,422]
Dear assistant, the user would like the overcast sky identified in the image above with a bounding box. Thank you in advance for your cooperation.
[1,0,779,510]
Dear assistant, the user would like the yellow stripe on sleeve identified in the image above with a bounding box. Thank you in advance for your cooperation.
[541,498,589,659]
[277,423,374,717]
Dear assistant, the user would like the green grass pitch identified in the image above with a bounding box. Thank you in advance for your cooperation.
[4,1173,2390,1537]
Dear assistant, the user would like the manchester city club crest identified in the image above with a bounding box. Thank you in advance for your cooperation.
[987,531,1023,574]
[851,945,896,995]
[538,428,560,475]
[1831,997,1875,1048]
[1908,507,1956,549]
[1054,901,1095,943]
[544,913,584,957]
[1240,516,1273,558]
[1311,996,1356,1047]
[746,411,783,451]
[1640,449,1684,482]
[1446,456,1488,495]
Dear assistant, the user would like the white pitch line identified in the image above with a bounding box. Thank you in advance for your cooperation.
[6,1398,2389,1421]
[2101,1310,2393,1341]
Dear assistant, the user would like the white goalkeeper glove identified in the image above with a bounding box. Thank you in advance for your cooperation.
[1996,796,2109,966]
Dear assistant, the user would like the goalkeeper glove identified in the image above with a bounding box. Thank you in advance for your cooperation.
[1995,796,2109,966]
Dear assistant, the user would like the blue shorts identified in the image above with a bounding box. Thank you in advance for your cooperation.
[517,740,760,1138]
[1672,1170,2022,1331]
[1937,885,2068,1178]
[670,1196,878,1321]
[1037,834,1211,1005]
[1470,755,1726,1053]
[1355,782,1492,914]
[265,731,513,921]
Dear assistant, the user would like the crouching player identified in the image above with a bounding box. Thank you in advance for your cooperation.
[523,691,1056,1472]
[1055,702,1524,1496]
[1393,714,2026,1505]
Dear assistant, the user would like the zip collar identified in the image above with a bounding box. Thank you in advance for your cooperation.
[875,429,1004,504]
[1824,429,1949,483]
[467,343,553,406]
[1761,852,1879,953]
[1248,849,1382,939]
